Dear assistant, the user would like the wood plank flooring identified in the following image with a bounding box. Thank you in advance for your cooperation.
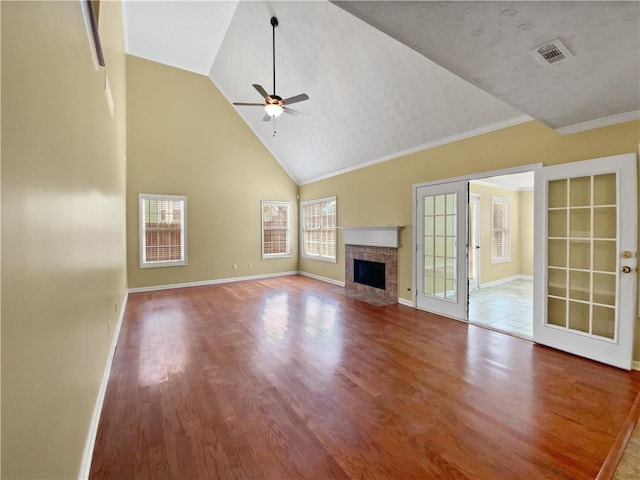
[90,275,640,479]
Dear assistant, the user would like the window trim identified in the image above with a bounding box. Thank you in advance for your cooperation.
[139,193,187,269]
[261,200,292,259]
[490,196,511,264]
[300,195,337,263]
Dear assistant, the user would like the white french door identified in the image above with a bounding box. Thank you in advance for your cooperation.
[533,153,637,370]
[416,181,468,320]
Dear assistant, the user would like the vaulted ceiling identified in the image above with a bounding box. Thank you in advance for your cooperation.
[124,1,640,185]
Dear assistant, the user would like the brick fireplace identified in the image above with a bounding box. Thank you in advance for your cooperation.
[343,226,401,305]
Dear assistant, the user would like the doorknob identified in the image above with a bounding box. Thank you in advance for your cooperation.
[620,266,632,274]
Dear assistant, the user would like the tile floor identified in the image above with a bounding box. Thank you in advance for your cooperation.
[469,278,533,338]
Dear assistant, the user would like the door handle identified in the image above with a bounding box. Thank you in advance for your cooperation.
[620,266,632,274]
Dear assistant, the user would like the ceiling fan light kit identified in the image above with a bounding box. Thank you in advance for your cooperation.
[265,100,283,118]
[232,16,309,130]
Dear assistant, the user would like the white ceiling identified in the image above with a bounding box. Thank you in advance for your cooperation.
[124,1,238,75]
[472,171,535,192]
[124,1,640,185]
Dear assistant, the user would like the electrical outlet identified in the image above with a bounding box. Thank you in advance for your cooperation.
[318,262,322,269]
[248,262,253,269]
[233,264,238,271]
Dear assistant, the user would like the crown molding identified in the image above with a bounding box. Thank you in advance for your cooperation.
[556,110,640,136]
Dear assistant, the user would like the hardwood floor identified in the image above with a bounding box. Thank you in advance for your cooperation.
[90,275,640,479]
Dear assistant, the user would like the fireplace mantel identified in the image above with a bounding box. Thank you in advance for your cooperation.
[342,226,402,248]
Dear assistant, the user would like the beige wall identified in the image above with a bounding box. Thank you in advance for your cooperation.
[298,120,640,357]
[126,56,298,289]
[519,190,534,276]
[469,183,523,285]
[1,2,127,478]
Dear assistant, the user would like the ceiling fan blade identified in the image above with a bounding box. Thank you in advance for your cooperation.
[283,107,304,116]
[253,84,270,100]
[283,93,309,105]
[262,113,273,122]
[233,102,265,106]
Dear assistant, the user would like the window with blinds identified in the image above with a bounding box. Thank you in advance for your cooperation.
[262,201,291,258]
[301,196,337,262]
[139,194,187,268]
[491,197,510,263]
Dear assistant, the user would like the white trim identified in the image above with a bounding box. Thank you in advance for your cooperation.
[342,226,401,248]
[414,163,542,189]
[299,115,533,185]
[298,271,345,287]
[128,271,299,293]
[556,110,640,136]
[632,360,640,371]
[398,297,414,307]
[78,290,129,480]
[480,274,532,289]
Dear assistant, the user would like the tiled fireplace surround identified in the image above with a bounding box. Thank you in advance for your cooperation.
[343,227,400,305]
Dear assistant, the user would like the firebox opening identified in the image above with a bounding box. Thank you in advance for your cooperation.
[354,259,386,290]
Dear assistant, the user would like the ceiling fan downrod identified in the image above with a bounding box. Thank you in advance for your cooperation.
[271,16,278,96]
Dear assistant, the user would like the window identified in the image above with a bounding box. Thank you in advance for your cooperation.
[139,194,187,268]
[491,197,510,263]
[261,201,291,258]
[301,196,337,262]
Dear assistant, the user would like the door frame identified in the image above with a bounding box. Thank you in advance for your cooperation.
[468,193,481,289]
[412,163,541,311]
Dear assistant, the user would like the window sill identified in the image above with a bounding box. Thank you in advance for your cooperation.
[140,260,187,269]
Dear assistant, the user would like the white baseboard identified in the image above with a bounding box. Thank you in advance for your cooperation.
[298,271,345,287]
[480,274,533,289]
[398,297,414,307]
[128,271,299,293]
[632,360,640,371]
[78,290,129,480]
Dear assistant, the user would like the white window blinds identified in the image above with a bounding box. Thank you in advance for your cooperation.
[491,197,510,263]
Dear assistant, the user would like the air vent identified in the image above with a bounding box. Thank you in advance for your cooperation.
[530,39,572,66]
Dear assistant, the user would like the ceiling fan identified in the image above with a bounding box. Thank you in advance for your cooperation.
[233,16,309,124]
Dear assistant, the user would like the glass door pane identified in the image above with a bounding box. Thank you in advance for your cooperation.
[545,174,618,340]
[423,192,457,301]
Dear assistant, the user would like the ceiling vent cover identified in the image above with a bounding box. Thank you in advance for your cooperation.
[530,39,572,66]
